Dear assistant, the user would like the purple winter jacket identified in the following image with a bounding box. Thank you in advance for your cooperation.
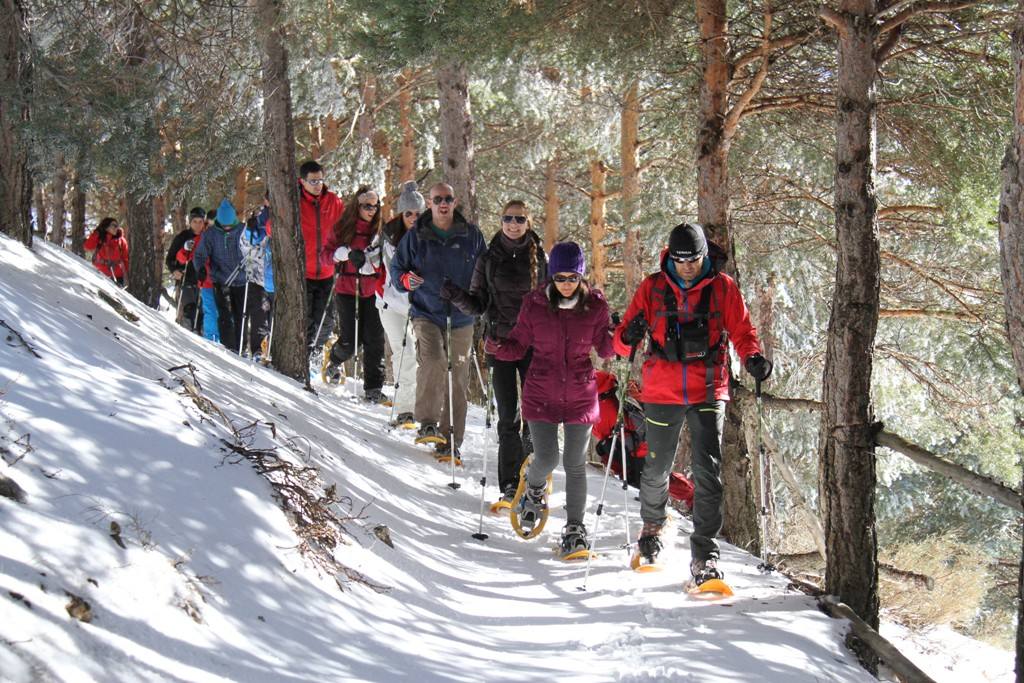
[496,285,616,425]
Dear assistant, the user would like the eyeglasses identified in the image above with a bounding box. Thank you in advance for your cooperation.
[553,274,581,284]
[432,195,455,205]
[303,178,325,186]
[669,253,703,264]
[502,215,527,224]
[360,203,380,212]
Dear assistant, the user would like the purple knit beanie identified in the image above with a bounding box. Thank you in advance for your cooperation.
[548,241,586,278]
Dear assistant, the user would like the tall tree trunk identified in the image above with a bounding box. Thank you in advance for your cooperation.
[125,190,159,306]
[0,0,33,248]
[696,0,759,554]
[50,152,68,245]
[233,167,249,216]
[398,67,416,182]
[70,165,86,256]
[819,0,881,649]
[997,6,1024,680]
[252,0,308,385]
[122,7,160,308]
[358,73,377,142]
[435,59,477,222]
[590,158,609,290]
[152,193,167,265]
[543,155,559,251]
[321,115,340,158]
[33,184,46,236]
[621,81,643,293]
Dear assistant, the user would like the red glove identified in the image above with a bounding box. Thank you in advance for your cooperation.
[401,271,424,291]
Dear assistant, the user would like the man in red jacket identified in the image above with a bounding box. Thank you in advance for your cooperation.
[614,223,772,586]
[298,160,345,358]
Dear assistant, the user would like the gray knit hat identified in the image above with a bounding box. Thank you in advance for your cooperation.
[395,181,426,214]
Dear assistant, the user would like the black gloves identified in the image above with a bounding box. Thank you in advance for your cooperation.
[620,312,648,347]
[439,281,461,302]
[184,239,195,252]
[745,353,773,381]
[610,311,622,327]
[349,249,366,270]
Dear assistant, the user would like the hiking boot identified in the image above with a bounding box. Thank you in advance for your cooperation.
[434,442,462,464]
[560,522,590,555]
[516,483,547,531]
[364,388,388,405]
[323,360,343,385]
[500,484,516,505]
[391,412,416,429]
[690,556,724,585]
[415,422,446,445]
[637,534,663,563]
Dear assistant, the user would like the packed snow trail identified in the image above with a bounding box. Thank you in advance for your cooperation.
[0,236,958,682]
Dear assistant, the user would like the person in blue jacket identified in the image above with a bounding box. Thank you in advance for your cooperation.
[390,182,486,457]
[192,199,246,353]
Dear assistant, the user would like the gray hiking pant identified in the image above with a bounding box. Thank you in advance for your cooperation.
[641,401,725,562]
[413,318,473,448]
[525,421,592,524]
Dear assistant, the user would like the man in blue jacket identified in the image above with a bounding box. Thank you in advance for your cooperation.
[193,199,246,353]
[391,183,486,457]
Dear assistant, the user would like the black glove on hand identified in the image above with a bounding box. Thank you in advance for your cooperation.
[439,281,460,302]
[610,311,622,327]
[184,239,195,252]
[745,353,773,381]
[620,312,648,347]
[349,249,366,270]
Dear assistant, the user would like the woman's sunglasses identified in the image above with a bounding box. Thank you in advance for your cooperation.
[553,274,581,284]
[360,203,380,212]
[502,215,527,224]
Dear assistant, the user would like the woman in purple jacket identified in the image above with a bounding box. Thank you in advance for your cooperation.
[494,242,616,556]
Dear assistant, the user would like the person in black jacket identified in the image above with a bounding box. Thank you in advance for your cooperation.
[442,199,547,508]
[165,207,207,333]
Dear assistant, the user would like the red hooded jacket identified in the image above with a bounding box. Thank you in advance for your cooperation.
[84,229,129,280]
[176,232,214,289]
[299,183,344,280]
[328,218,385,297]
[613,249,761,405]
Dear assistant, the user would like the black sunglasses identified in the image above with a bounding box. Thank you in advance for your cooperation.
[553,274,581,284]
[502,215,527,224]
[432,195,455,205]
[669,253,703,264]
[360,203,380,212]
[403,210,420,218]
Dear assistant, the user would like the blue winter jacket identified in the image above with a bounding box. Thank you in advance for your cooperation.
[257,206,274,293]
[192,221,246,286]
[391,210,486,330]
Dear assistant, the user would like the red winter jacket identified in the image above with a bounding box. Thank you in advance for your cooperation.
[613,249,761,405]
[176,232,214,289]
[299,183,344,281]
[328,218,385,298]
[84,229,129,280]
[496,286,616,425]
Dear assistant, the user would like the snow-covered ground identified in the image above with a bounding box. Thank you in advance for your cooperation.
[0,236,1014,682]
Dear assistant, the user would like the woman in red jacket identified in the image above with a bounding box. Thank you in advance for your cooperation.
[614,222,771,585]
[83,217,129,286]
[494,241,615,557]
[325,187,387,404]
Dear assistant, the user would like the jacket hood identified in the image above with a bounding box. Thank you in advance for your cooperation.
[414,208,474,237]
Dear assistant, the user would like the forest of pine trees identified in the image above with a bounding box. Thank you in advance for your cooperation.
[1,0,1021,674]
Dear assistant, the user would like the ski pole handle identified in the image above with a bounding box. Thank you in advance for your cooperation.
[755,376,762,399]
[628,343,638,363]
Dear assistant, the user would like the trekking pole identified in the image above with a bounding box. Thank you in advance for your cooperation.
[238,276,251,356]
[264,314,275,363]
[618,419,632,550]
[352,271,361,399]
[387,303,414,428]
[755,376,775,573]
[313,267,340,353]
[579,343,639,592]
[472,375,495,541]
[445,305,460,491]
[470,345,486,406]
